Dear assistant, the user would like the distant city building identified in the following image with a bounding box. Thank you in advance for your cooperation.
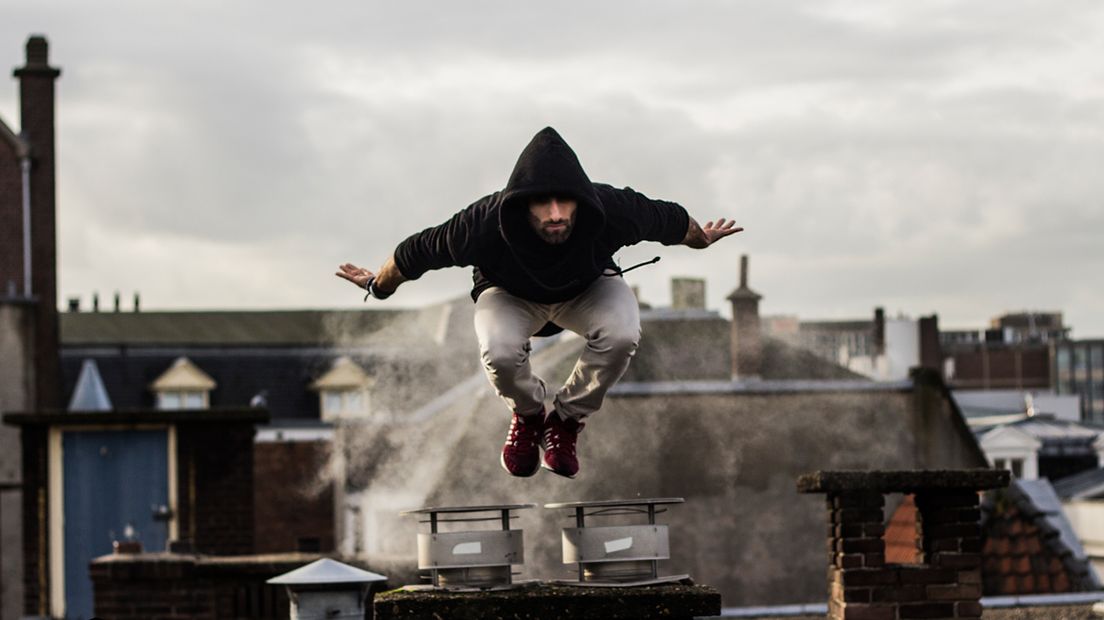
[940,312,1065,393]
[1055,339,1104,425]
[761,307,940,382]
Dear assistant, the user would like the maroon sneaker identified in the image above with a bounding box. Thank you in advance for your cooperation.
[542,411,584,478]
[500,410,544,477]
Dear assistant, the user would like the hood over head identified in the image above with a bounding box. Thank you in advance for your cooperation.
[499,127,605,241]
[495,128,607,298]
[501,128,602,210]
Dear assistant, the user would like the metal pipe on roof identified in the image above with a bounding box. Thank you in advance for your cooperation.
[21,156,31,297]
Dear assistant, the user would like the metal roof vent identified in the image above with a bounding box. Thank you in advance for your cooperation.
[267,558,387,620]
[400,503,535,590]
[545,497,688,586]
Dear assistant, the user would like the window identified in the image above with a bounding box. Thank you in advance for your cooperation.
[321,389,368,417]
[1075,347,1088,374]
[994,458,1024,478]
[150,357,215,410]
[158,390,206,410]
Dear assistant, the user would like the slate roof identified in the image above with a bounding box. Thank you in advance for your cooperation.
[61,309,404,346]
[1052,468,1104,501]
[58,300,481,421]
[972,416,1103,458]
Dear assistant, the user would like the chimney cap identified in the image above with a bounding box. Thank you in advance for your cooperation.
[726,254,762,301]
[267,558,386,586]
[14,35,61,78]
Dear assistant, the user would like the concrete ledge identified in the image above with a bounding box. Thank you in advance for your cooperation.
[374,583,721,620]
[796,469,1009,494]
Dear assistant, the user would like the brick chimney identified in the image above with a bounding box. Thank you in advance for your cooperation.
[919,314,942,373]
[726,255,762,379]
[798,470,1009,620]
[671,277,705,310]
[873,307,886,357]
[14,35,62,409]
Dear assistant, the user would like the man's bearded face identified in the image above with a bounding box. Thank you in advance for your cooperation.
[527,196,577,245]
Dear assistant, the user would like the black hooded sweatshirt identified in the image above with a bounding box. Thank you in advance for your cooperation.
[393,127,689,305]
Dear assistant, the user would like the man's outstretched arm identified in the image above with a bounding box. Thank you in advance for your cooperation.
[335,254,408,297]
[682,217,743,249]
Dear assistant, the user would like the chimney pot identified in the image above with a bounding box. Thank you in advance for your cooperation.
[113,291,120,312]
[92,292,99,312]
[740,255,749,289]
[67,297,80,312]
[134,292,140,312]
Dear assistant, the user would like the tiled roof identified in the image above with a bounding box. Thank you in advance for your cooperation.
[980,479,1099,595]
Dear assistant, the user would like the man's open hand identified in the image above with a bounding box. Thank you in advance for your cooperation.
[701,218,743,246]
[336,263,374,289]
[682,217,744,249]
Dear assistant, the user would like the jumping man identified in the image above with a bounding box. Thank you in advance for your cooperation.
[337,127,741,479]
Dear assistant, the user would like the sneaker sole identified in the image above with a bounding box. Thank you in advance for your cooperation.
[500,452,540,478]
[540,461,577,479]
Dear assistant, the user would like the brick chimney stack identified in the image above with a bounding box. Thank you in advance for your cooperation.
[14,35,62,409]
[671,277,705,310]
[726,255,762,379]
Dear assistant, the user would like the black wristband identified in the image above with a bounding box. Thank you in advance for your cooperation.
[363,276,393,301]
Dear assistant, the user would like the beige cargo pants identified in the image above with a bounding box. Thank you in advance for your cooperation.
[473,274,641,420]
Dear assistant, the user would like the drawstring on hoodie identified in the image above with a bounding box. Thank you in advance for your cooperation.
[604,256,661,277]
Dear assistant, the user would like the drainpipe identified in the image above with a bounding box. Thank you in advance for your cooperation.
[21,156,32,297]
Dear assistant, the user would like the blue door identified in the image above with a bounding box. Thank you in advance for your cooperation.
[62,429,170,620]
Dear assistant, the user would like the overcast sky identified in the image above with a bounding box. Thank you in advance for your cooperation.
[3,2,1103,337]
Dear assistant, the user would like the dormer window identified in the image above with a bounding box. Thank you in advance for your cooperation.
[312,356,372,420]
[150,357,216,410]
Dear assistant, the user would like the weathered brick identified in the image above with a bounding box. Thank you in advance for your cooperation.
[844,587,872,603]
[864,552,885,568]
[959,537,981,553]
[843,569,898,587]
[839,553,865,569]
[898,567,956,584]
[870,584,925,603]
[957,570,981,584]
[837,508,886,524]
[898,601,955,618]
[833,493,886,510]
[842,603,896,620]
[863,523,886,537]
[839,537,885,554]
[955,601,983,617]
[933,553,981,570]
[926,583,980,600]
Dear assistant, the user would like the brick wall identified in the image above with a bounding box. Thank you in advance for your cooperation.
[90,552,299,620]
[4,409,266,616]
[178,421,257,554]
[91,552,386,620]
[799,470,1008,620]
[253,440,334,553]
